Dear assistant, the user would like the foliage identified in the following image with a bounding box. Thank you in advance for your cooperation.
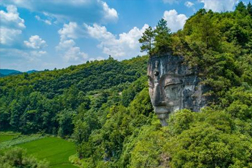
[0,56,148,136]
[2,3,252,167]
[169,5,252,99]
[0,55,149,167]
[153,18,172,55]
[139,19,172,56]
[0,147,49,168]
[164,109,252,168]
[139,26,155,55]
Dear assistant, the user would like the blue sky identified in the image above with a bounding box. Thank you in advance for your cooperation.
[0,0,250,71]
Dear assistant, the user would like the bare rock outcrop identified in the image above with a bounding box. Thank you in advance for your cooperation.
[147,54,209,126]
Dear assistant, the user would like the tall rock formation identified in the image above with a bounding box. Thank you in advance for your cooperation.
[147,54,209,126]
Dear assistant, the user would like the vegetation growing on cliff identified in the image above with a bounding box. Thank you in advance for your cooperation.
[140,1,252,100]
[1,2,252,168]
[171,3,252,99]
[139,18,172,56]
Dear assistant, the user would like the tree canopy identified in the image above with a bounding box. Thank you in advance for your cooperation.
[2,2,252,167]
[139,18,172,56]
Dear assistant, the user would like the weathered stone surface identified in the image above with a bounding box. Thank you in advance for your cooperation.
[147,54,209,126]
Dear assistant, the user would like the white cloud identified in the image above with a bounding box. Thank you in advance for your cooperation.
[56,39,76,50]
[85,23,149,58]
[0,5,25,29]
[185,1,194,8]
[63,47,88,62]
[35,15,52,25]
[24,35,47,49]
[0,5,25,45]
[0,28,22,45]
[44,20,51,25]
[163,9,188,32]
[199,0,239,12]
[101,1,118,21]
[58,22,84,40]
[85,23,114,40]
[58,43,88,63]
[56,23,88,63]
[1,0,118,23]
[23,35,47,60]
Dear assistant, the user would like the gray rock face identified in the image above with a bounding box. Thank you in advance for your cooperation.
[147,54,209,126]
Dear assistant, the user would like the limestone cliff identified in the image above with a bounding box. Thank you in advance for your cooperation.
[147,54,209,126]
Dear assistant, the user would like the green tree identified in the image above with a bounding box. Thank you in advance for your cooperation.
[247,2,252,15]
[0,147,49,168]
[154,18,172,55]
[139,26,155,55]
[236,2,248,15]
[57,109,76,137]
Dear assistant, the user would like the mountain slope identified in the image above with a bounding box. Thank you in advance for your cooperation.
[1,3,252,168]
[0,56,148,133]
[0,69,22,76]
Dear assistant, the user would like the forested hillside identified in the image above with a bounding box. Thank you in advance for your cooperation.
[0,56,148,135]
[1,2,252,168]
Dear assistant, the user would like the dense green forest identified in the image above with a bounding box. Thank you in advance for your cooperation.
[0,55,148,135]
[1,2,252,167]
[0,147,49,168]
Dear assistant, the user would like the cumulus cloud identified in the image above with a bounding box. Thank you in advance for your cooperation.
[63,46,88,62]
[24,35,47,49]
[200,0,239,12]
[1,0,118,23]
[23,35,47,60]
[85,23,149,58]
[85,24,114,40]
[56,39,75,50]
[0,28,22,45]
[56,22,88,63]
[0,5,25,29]
[163,9,188,32]
[0,5,25,45]
[58,22,85,40]
[0,6,46,69]
[56,39,88,62]
[102,1,118,21]
[185,1,194,8]
[35,15,52,25]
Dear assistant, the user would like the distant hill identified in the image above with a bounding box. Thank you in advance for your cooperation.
[27,70,38,74]
[2,3,252,168]
[0,69,38,77]
[0,69,22,77]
